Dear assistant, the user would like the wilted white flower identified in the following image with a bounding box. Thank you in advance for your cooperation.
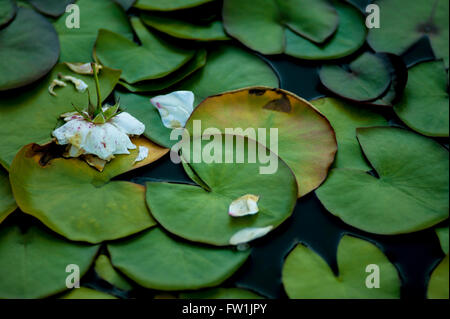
[229,194,260,217]
[229,226,273,245]
[48,79,67,96]
[150,91,194,129]
[65,62,103,75]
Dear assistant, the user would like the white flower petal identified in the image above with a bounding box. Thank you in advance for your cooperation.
[110,112,145,135]
[229,194,260,217]
[60,75,88,92]
[65,62,102,75]
[229,226,273,245]
[48,79,67,96]
[150,91,194,129]
[135,146,149,163]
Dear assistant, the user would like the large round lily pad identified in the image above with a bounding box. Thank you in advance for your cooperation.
[367,0,449,67]
[0,168,16,223]
[311,98,387,171]
[282,235,401,298]
[395,61,449,137]
[146,134,298,246]
[0,64,121,170]
[107,227,250,290]
[54,0,133,62]
[10,143,157,243]
[185,88,337,197]
[0,0,16,27]
[223,0,339,54]
[94,17,195,84]
[319,52,392,102]
[0,223,99,299]
[285,0,366,60]
[135,0,215,11]
[116,44,279,148]
[0,7,59,91]
[317,127,449,235]
[180,288,264,299]
[427,255,449,299]
[29,0,73,17]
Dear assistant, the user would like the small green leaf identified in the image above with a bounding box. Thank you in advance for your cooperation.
[436,227,449,254]
[427,255,449,299]
[0,168,16,223]
[61,287,118,299]
[94,254,133,291]
[0,0,16,27]
[28,0,73,18]
[135,0,215,11]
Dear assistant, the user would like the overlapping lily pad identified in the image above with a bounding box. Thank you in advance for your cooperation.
[28,0,73,17]
[10,143,157,243]
[0,0,16,27]
[115,0,136,11]
[107,227,250,290]
[180,288,264,299]
[0,7,59,91]
[427,255,449,299]
[285,0,366,60]
[367,0,449,67]
[185,88,337,197]
[282,235,401,298]
[311,98,387,171]
[319,52,392,102]
[0,64,121,170]
[0,223,99,298]
[146,134,298,246]
[54,0,133,62]
[116,44,279,148]
[135,0,215,11]
[62,287,118,299]
[0,168,16,223]
[223,0,338,54]
[94,254,133,291]
[94,17,195,84]
[395,61,449,137]
[436,227,449,254]
[317,127,449,235]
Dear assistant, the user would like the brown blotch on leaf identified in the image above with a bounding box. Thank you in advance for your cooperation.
[249,88,267,96]
[263,95,292,113]
[25,142,66,167]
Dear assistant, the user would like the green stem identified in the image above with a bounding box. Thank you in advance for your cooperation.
[91,63,102,114]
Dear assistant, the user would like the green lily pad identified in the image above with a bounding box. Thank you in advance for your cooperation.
[180,288,264,299]
[319,52,392,102]
[107,227,250,290]
[0,0,16,27]
[116,44,279,148]
[95,17,195,84]
[28,0,73,17]
[141,13,229,41]
[311,97,387,171]
[285,0,366,60]
[0,7,59,91]
[186,88,337,197]
[0,223,99,299]
[10,143,157,243]
[94,254,133,291]
[367,0,449,67]
[135,0,215,11]
[395,61,449,137]
[146,134,298,246]
[0,168,16,223]
[115,0,136,11]
[317,127,449,235]
[282,235,401,298]
[0,64,121,170]
[223,0,338,54]
[436,227,449,254]
[61,287,118,299]
[119,49,207,93]
[427,255,449,299]
[54,0,133,62]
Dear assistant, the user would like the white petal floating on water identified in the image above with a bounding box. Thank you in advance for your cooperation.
[48,79,67,96]
[135,146,149,163]
[65,62,102,75]
[229,226,274,245]
[59,75,88,92]
[150,91,194,129]
[229,194,260,217]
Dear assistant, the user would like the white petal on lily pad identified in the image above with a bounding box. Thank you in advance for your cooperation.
[48,79,67,96]
[135,146,149,163]
[65,62,102,75]
[229,226,274,245]
[110,112,145,136]
[229,194,260,217]
[150,91,194,129]
[59,75,88,92]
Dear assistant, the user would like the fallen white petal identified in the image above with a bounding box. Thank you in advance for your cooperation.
[229,226,273,245]
[60,75,88,92]
[48,79,67,96]
[135,146,149,163]
[65,62,102,75]
[229,194,260,217]
[150,91,194,129]
[110,112,145,136]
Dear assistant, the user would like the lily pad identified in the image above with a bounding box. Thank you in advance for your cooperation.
[0,223,99,299]
[94,254,133,291]
[107,227,250,290]
[0,0,16,27]
[367,0,449,67]
[116,44,279,148]
[141,13,229,41]
[282,235,401,298]
[394,61,449,137]
[185,88,337,197]
[0,168,16,223]
[285,0,366,60]
[54,0,133,62]
[319,52,392,102]
[95,17,195,84]
[10,143,157,243]
[436,227,449,254]
[119,49,207,93]
[180,288,264,299]
[0,64,121,170]
[61,287,118,299]
[146,134,298,246]
[311,97,387,171]
[316,127,449,235]
[427,255,449,299]
[115,0,136,11]
[223,0,338,54]
[135,0,215,11]
[0,7,59,91]
[28,0,73,17]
